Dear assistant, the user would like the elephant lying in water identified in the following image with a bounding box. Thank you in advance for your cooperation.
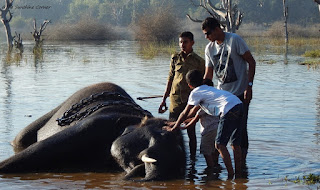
[0,82,186,181]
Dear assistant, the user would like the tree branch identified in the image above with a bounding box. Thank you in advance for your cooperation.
[5,0,13,10]
[39,20,50,35]
[206,0,227,18]
[186,14,203,22]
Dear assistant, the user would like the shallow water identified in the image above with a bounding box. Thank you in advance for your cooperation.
[0,40,319,189]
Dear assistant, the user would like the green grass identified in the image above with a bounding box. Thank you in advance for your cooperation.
[245,37,320,47]
[303,49,320,58]
[138,41,177,59]
[291,174,320,185]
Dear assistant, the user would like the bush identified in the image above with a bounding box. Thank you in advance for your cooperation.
[265,21,320,38]
[45,17,118,41]
[134,5,181,42]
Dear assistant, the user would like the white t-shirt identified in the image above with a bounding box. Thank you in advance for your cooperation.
[188,85,242,117]
[205,32,250,96]
[197,109,219,136]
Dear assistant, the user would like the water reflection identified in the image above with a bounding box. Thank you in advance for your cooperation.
[316,85,320,145]
[0,56,13,139]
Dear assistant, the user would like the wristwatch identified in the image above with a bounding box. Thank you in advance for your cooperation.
[248,82,253,87]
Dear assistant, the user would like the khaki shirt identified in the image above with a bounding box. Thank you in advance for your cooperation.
[168,51,205,108]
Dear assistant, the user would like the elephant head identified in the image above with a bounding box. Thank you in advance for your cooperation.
[111,117,186,181]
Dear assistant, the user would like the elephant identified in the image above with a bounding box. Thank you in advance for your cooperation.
[0,82,186,181]
[111,117,186,181]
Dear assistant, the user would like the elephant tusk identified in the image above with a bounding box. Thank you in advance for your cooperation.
[141,154,157,163]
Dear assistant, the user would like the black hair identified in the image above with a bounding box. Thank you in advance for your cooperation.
[201,17,221,30]
[186,70,203,88]
[203,78,214,86]
[179,31,194,41]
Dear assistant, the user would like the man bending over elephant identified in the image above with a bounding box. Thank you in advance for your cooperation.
[164,70,244,179]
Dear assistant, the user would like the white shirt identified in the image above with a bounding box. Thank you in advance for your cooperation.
[197,109,219,136]
[188,85,242,117]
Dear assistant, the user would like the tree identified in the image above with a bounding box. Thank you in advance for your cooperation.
[187,0,243,33]
[0,0,14,48]
[315,0,320,15]
[283,0,288,43]
[31,19,50,46]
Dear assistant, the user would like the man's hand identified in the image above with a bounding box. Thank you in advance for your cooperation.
[158,101,168,113]
[165,121,175,127]
[163,126,174,132]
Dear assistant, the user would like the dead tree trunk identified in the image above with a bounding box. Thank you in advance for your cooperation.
[187,0,243,33]
[32,19,50,46]
[283,0,288,44]
[13,31,23,50]
[0,0,14,49]
[315,0,320,16]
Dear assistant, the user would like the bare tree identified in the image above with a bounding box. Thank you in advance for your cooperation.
[13,31,23,49]
[31,19,50,46]
[0,0,14,49]
[283,0,288,44]
[315,0,320,15]
[187,0,243,33]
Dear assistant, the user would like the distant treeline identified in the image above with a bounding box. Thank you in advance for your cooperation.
[1,0,319,41]
[9,0,320,27]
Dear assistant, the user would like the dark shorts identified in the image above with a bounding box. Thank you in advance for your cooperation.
[216,103,243,146]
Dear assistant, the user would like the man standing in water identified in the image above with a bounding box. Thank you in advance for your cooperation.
[201,17,256,167]
[158,31,205,159]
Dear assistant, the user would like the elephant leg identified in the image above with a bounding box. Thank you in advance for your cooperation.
[1,114,142,173]
[0,115,141,173]
[11,104,62,151]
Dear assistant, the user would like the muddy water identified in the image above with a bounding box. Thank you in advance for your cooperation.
[0,40,319,189]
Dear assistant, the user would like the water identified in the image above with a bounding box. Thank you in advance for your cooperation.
[0,40,319,189]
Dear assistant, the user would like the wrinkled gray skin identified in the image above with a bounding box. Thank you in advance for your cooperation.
[0,82,186,181]
[111,118,186,181]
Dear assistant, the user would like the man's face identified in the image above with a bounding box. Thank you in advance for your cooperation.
[179,37,194,54]
[203,27,217,42]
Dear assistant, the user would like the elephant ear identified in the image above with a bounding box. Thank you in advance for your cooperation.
[120,125,137,136]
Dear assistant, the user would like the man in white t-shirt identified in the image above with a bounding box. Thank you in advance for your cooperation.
[164,70,244,179]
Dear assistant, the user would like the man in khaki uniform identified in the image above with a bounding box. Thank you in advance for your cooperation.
[159,31,205,158]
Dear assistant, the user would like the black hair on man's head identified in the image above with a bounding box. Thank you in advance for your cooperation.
[186,70,203,88]
[203,78,214,86]
[201,17,221,30]
[179,31,194,41]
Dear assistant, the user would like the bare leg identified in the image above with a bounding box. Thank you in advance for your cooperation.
[216,143,234,179]
[204,154,214,168]
[187,124,197,159]
[231,145,242,178]
[212,149,220,167]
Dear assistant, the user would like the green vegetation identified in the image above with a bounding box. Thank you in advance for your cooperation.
[138,41,177,59]
[9,0,319,28]
[45,18,118,41]
[2,0,319,42]
[134,5,181,42]
[292,174,320,185]
[303,50,320,58]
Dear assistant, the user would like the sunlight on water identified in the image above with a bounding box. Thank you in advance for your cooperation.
[0,41,319,189]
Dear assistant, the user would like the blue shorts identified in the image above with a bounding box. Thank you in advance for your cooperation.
[216,103,243,146]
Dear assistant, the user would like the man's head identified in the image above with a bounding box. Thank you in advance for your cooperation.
[179,31,194,54]
[201,17,223,42]
[186,70,203,89]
